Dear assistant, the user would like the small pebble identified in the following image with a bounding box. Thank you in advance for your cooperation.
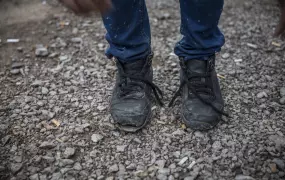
[91,134,103,143]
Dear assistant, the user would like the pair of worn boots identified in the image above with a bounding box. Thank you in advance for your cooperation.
[110,54,226,132]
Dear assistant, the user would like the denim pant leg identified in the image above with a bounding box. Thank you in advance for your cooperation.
[175,0,225,61]
[102,0,151,62]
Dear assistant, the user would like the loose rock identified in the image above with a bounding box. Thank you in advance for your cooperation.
[41,87,49,95]
[73,162,82,171]
[158,168,170,175]
[109,164,119,173]
[91,134,103,143]
[155,160,166,168]
[273,158,285,170]
[39,141,56,149]
[61,159,75,166]
[35,45,49,57]
[116,145,127,152]
[63,147,75,159]
[29,173,39,180]
[10,163,23,174]
[280,97,285,105]
[257,91,267,99]
[222,53,230,59]
[280,87,285,97]
[235,175,255,180]
[71,37,82,43]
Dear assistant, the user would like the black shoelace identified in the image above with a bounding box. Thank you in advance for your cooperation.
[169,66,229,117]
[116,61,164,106]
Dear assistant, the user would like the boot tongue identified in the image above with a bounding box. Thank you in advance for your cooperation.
[186,60,207,74]
[120,60,146,98]
[123,59,145,74]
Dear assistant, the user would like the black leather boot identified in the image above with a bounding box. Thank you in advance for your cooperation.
[170,56,227,130]
[110,54,163,132]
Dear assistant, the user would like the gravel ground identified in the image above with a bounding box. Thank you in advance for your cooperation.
[0,0,285,179]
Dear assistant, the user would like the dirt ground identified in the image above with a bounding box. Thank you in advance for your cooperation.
[0,0,285,180]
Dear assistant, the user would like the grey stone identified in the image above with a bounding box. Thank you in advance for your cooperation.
[31,80,43,87]
[35,46,48,57]
[17,47,23,52]
[71,37,82,43]
[235,175,255,180]
[41,87,49,95]
[90,150,98,157]
[2,135,11,145]
[155,160,166,168]
[212,141,222,151]
[91,134,103,143]
[10,163,23,174]
[61,159,75,166]
[184,176,197,180]
[279,171,285,177]
[118,164,126,175]
[10,69,21,75]
[27,166,39,174]
[73,162,82,171]
[39,175,47,180]
[280,97,285,105]
[173,151,180,158]
[51,172,62,180]
[11,62,24,69]
[133,138,142,144]
[66,175,76,180]
[172,129,184,135]
[97,176,104,180]
[126,163,136,170]
[42,166,53,174]
[29,173,39,180]
[158,168,170,175]
[49,53,58,58]
[280,87,285,97]
[169,163,176,169]
[39,141,56,149]
[13,155,22,163]
[157,174,167,180]
[194,131,204,138]
[98,43,105,49]
[72,28,78,34]
[222,53,230,59]
[55,37,67,47]
[269,135,285,147]
[63,147,75,159]
[60,168,72,174]
[0,165,5,171]
[184,168,199,180]
[256,91,267,99]
[116,145,127,152]
[42,156,55,163]
[59,55,71,63]
[109,164,119,173]
[97,105,106,111]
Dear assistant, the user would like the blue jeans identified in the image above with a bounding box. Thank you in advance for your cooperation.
[102,0,225,62]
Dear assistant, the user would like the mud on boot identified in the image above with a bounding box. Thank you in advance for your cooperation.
[110,54,163,132]
[170,56,228,131]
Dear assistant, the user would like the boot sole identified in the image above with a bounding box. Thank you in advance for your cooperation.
[181,113,220,131]
[113,111,152,133]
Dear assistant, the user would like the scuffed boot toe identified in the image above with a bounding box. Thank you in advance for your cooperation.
[111,100,151,132]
